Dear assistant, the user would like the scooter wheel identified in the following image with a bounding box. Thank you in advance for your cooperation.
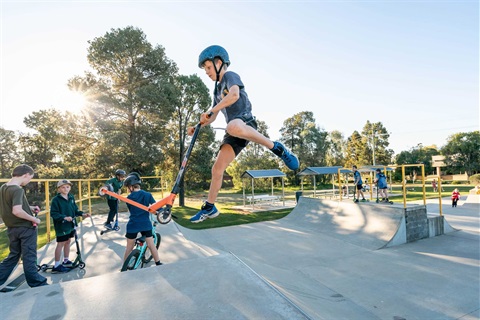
[157,212,171,225]
[114,226,120,231]
[79,262,86,269]
[98,187,106,196]
[36,265,41,271]
[40,264,48,271]
[100,231,105,235]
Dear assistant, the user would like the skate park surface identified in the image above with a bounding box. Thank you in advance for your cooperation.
[0,195,478,319]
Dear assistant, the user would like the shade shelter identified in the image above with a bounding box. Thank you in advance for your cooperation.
[297,166,352,198]
[241,169,286,209]
[361,165,394,192]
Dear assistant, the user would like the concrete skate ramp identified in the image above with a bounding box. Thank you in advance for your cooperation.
[283,197,406,249]
[182,198,406,253]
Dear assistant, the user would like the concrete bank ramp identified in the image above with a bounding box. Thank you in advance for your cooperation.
[0,214,307,319]
[0,253,307,319]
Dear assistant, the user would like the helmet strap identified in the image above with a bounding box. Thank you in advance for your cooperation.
[213,60,224,96]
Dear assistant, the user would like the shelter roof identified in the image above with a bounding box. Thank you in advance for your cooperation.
[241,169,286,179]
[297,166,351,176]
[297,165,394,176]
[360,166,394,172]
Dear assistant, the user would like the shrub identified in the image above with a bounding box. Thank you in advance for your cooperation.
[470,174,480,185]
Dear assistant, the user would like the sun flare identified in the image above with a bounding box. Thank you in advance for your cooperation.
[55,89,88,113]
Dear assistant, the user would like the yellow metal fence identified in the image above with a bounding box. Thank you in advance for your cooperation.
[0,176,163,242]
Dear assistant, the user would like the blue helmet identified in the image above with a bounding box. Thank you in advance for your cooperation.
[198,45,230,68]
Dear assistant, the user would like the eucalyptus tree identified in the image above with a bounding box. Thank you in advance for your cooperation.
[441,131,480,176]
[69,26,178,175]
[360,121,393,166]
[394,144,439,180]
[326,130,346,167]
[344,131,365,168]
[161,74,213,205]
[0,127,21,178]
[279,111,328,184]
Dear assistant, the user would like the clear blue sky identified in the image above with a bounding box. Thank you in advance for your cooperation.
[1,1,478,155]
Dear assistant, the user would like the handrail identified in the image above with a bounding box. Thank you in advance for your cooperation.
[0,176,163,242]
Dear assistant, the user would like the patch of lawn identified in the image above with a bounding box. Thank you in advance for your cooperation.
[170,205,292,230]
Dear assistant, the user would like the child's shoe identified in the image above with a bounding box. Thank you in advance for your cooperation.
[190,203,219,223]
[270,141,299,170]
[52,265,70,274]
[62,260,73,267]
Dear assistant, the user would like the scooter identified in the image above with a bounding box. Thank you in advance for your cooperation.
[39,219,86,272]
[98,114,211,224]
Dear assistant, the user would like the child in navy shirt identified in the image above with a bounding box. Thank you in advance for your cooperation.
[122,173,161,266]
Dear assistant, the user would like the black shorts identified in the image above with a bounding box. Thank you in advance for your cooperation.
[356,184,363,190]
[125,229,153,240]
[221,116,258,156]
[56,230,75,242]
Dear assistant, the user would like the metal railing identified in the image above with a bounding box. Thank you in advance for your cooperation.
[0,176,163,242]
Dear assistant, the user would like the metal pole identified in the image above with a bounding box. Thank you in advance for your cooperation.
[88,180,92,214]
[44,181,51,243]
[402,165,407,209]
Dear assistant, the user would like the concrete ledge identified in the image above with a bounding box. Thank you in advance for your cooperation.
[428,215,457,237]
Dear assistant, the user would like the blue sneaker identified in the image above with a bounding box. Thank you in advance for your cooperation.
[62,260,73,267]
[190,204,219,223]
[52,264,70,274]
[271,141,299,170]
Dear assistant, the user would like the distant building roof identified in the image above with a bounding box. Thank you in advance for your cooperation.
[241,169,286,179]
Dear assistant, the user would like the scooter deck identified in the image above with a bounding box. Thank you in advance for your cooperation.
[0,274,26,292]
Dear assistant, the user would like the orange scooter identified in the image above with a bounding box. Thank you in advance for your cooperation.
[99,117,208,224]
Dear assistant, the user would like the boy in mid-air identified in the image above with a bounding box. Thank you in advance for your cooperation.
[189,45,299,223]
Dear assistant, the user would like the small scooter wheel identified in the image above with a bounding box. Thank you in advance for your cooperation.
[98,187,106,196]
[79,262,86,269]
[114,226,120,231]
[40,264,48,271]
[157,213,171,225]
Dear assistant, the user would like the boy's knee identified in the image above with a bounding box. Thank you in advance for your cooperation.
[226,120,245,137]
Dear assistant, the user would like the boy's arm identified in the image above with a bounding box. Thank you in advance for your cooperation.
[211,85,240,114]
[12,205,40,225]
[200,85,240,125]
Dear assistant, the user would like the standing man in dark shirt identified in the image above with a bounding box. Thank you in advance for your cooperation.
[0,164,48,288]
